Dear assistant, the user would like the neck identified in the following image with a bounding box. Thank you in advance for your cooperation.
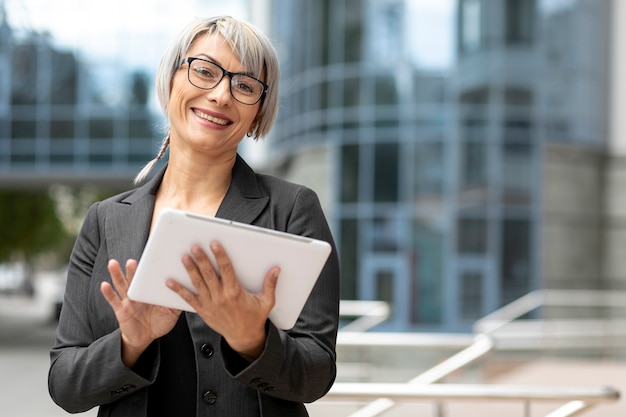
[157,151,236,215]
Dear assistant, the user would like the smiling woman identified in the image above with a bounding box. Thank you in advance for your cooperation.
[48,15,340,417]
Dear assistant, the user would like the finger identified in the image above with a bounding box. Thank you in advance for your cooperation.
[100,281,123,311]
[209,242,237,289]
[190,245,223,291]
[260,267,280,308]
[181,250,215,300]
[107,259,129,297]
[125,259,138,283]
[166,278,203,310]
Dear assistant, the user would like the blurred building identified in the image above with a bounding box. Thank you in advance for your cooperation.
[265,0,623,331]
[0,1,160,190]
[2,0,624,332]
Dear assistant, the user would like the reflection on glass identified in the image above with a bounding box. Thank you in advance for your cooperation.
[412,219,443,325]
[461,271,483,320]
[457,217,487,254]
[501,218,531,304]
[374,142,398,202]
[340,218,358,300]
[340,143,359,203]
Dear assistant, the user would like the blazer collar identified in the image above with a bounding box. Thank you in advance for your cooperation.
[216,154,269,224]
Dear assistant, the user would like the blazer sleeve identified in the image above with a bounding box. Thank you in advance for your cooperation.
[221,186,340,403]
[48,202,158,413]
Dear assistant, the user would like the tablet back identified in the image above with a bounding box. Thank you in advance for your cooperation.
[127,208,332,330]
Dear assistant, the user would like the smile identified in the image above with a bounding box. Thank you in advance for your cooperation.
[193,109,231,126]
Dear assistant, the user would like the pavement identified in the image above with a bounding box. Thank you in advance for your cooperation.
[0,274,98,417]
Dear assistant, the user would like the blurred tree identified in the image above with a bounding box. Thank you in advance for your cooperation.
[0,190,72,262]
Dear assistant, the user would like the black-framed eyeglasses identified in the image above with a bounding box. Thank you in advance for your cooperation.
[181,57,268,105]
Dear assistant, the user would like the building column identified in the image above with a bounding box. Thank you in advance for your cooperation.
[603,0,626,291]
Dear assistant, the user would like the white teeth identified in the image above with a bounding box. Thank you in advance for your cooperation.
[194,110,229,125]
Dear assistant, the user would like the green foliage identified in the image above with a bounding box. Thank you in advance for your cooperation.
[0,190,72,262]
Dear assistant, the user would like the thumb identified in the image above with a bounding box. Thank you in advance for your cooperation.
[260,267,280,308]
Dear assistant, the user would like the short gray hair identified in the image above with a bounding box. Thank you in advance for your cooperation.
[135,16,280,184]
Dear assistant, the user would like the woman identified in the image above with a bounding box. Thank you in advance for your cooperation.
[48,16,340,417]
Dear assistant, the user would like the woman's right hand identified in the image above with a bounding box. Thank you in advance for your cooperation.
[101,259,181,368]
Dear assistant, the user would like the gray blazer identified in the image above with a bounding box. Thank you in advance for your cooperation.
[49,155,340,416]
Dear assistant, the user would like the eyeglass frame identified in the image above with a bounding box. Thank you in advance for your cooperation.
[180,57,268,105]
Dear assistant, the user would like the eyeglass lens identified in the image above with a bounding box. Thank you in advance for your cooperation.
[187,59,265,105]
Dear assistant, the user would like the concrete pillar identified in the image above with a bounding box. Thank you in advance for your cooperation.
[603,0,626,291]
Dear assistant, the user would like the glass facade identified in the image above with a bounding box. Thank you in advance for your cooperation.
[0,23,159,187]
[1,0,614,331]
[269,0,611,331]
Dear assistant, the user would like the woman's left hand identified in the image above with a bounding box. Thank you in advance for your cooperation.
[166,242,280,362]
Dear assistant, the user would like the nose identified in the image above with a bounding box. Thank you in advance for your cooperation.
[206,75,232,105]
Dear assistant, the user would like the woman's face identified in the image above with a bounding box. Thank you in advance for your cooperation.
[168,33,262,160]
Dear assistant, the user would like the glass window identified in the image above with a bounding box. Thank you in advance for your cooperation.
[89,138,113,164]
[344,0,363,63]
[374,142,398,202]
[89,119,114,139]
[343,76,360,108]
[501,218,531,304]
[128,116,154,139]
[461,271,483,320]
[372,214,399,252]
[502,143,532,206]
[50,138,74,163]
[457,217,487,254]
[412,220,443,325]
[11,44,38,105]
[10,137,36,163]
[374,75,397,106]
[11,119,36,139]
[459,0,483,54]
[375,269,394,306]
[50,51,78,105]
[51,119,74,139]
[340,144,360,203]
[340,218,358,300]
[415,142,444,198]
[459,140,488,206]
[506,0,535,44]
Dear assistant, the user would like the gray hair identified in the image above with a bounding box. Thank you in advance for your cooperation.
[134,16,280,184]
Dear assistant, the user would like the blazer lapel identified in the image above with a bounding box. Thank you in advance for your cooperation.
[105,168,163,263]
[216,154,269,225]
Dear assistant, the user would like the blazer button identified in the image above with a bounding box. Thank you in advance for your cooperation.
[203,390,217,405]
[200,343,214,358]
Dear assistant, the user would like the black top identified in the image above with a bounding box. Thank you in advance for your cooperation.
[147,314,197,417]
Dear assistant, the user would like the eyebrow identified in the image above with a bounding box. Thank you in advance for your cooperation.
[194,53,254,77]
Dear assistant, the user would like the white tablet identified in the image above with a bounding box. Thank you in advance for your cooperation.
[127,207,332,330]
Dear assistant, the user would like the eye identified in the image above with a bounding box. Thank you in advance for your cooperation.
[193,65,217,79]
[233,77,259,95]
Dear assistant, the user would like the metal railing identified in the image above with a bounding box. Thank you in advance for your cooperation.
[325,383,619,415]
[325,297,623,417]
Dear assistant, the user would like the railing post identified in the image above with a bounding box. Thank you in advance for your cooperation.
[435,401,444,417]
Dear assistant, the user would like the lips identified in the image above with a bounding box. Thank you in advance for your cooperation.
[193,109,232,126]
